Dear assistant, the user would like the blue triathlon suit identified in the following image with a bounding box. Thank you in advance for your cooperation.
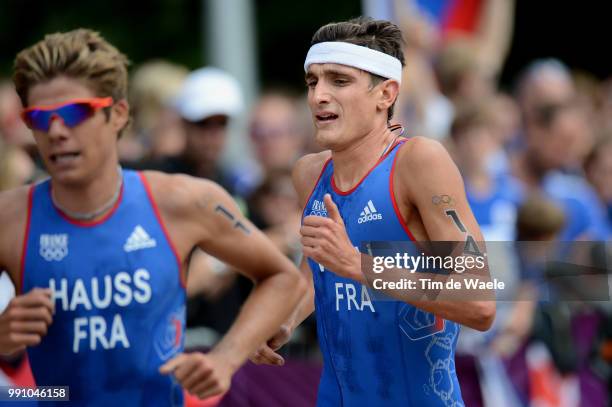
[304,140,464,407]
[21,170,186,406]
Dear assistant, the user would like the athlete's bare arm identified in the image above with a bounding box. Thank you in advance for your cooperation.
[250,152,328,366]
[250,257,313,366]
[141,172,306,398]
[289,152,331,322]
[288,152,334,328]
[0,187,29,288]
[0,187,54,355]
[394,137,495,331]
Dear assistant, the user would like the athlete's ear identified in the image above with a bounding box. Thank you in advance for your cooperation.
[110,99,129,134]
[377,79,400,113]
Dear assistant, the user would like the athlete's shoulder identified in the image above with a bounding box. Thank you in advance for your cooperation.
[394,136,463,198]
[293,151,332,205]
[0,185,31,228]
[0,185,31,276]
[138,170,229,217]
[396,136,454,170]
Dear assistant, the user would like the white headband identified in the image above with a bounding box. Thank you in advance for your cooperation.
[304,41,402,84]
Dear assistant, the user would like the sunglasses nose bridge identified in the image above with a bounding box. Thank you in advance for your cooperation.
[47,112,69,134]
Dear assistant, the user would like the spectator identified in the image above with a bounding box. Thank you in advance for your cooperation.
[132,67,244,196]
[0,81,41,186]
[120,60,188,162]
[0,140,36,190]
[449,99,523,240]
[247,169,302,262]
[435,37,496,108]
[584,134,612,237]
[0,80,34,148]
[129,67,251,338]
[512,60,607,240]
[249,90,307,176]
[450,99,524,407]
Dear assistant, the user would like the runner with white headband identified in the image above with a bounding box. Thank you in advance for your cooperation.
[252,16,494,407]
[304,41,403,84]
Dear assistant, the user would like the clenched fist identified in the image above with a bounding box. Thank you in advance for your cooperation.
[301,194,361,281]
[250,324,292,366]
[0,288,54,355]
[159,351,233,400]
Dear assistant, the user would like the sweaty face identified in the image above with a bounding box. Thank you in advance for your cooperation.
[305,64,382,150]
[26,76,124,186]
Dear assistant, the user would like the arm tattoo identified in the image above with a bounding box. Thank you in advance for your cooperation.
[215,204,251,235]
[215,204,235,221]
[432,194,454,206]
[445,209,482,256]
[444,209,466,233]
[234,222,250,234]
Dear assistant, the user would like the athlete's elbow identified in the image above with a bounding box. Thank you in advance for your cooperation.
[270,263,308,302]
[471,301,496,331]
[291,269,308,301]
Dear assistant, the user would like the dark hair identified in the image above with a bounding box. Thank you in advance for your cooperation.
[311,17,405,121]
[450,100,493,140]
[516,194,565,240]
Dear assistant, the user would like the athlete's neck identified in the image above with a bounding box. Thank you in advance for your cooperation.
[331,125,397,191]
[51,161,123,221]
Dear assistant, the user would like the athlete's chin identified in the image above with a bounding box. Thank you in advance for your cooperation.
[49,166,90,188]
[314,129,343,150]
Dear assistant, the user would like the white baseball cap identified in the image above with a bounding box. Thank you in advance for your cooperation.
[173,67,244,122]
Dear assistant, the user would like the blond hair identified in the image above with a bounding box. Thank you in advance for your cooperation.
[435,37,480,97]
[13,28,129,107]
[129,60,188,132]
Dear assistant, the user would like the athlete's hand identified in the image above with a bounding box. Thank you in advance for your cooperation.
[249,324,291,366]
[301,194,361,281]
[159,351,233,400]
[0,288,54,355]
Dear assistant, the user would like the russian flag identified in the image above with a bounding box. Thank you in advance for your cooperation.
[363,0,485,40]
[415,0,484,38]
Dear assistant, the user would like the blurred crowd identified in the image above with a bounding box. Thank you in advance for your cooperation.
[1,2,611,406]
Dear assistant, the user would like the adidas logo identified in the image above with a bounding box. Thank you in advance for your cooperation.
[358,200,382,224]
[124,225,157,252]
